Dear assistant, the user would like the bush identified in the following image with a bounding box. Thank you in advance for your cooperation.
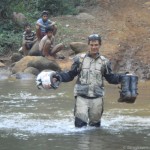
[0,0,84,56]
[0,20,22,55]
[37,0,81,16]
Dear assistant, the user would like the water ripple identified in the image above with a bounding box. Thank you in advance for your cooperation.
[0,113,149,135]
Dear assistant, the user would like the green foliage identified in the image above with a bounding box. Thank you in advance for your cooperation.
[0,31,22,56]
[55,23,74,45]
[0,0,84,56]
[0,0,11,10]
[37,0,81,16]
[0,20,22,55]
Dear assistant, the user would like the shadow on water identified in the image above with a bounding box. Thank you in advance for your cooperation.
[0,79,150,150]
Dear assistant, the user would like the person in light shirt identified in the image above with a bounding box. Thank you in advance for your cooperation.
[36,10,57,40]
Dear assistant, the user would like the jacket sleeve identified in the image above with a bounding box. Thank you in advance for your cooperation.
[104,61,121,84]
[56,57,80,82]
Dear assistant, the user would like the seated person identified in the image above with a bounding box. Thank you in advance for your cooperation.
[36,10,57,40]
[39,26,64,57]
[22,23,37,56]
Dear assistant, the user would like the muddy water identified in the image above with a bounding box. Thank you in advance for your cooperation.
[0,79,150,150]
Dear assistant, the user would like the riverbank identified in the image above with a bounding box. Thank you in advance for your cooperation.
[1,0,150,80]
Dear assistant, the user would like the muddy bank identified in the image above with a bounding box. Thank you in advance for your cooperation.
[1,0,150,80]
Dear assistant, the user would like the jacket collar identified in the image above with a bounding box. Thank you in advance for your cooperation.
[87,52,100,59]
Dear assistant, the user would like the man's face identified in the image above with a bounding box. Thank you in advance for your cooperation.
[47,31,53,38]
[88,40,101,55]
[25,26,31,33]
[42,15,48,22]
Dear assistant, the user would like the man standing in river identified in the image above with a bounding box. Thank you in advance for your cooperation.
[36,34,138,128]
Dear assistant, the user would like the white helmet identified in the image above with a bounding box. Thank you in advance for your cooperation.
[36,70,60,90]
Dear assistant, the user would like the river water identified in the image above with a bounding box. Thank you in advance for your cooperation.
[0,78,150,150]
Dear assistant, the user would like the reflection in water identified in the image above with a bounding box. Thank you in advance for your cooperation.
[0,79,150,150]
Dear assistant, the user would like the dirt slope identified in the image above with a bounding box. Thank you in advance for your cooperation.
[54,0,150,80]
[95,0,150,80]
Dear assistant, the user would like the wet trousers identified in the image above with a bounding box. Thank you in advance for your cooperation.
[74,96,103,127]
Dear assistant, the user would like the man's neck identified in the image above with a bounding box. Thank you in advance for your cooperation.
[88,52,100,59]
[26,31,31,34]
[42,19,47,23]
[47,35,53,39]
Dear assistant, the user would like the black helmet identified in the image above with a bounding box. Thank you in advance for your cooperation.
[41,10,49,16]
[88,34,101,44]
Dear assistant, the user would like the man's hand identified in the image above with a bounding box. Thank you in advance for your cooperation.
[36,70,60,90]
[36,22,46,28]
[42,77,57,89]
[50,21,56,26]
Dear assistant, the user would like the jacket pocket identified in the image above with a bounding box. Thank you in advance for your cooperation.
[75,84,89,96]
[94,85,104,97]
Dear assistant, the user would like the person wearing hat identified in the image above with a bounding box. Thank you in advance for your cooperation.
[36,34,138,127]
[36,10,57,40]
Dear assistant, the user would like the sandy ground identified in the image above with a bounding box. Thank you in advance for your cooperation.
[53,0,150,80]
